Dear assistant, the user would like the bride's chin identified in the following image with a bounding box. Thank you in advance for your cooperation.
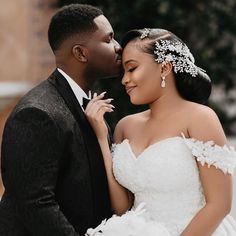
[130,97,146,105]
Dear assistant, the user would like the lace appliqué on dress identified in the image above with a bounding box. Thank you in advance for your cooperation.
[183,137,236,174]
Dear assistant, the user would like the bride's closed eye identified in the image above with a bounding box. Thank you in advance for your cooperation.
[127,67,136,72]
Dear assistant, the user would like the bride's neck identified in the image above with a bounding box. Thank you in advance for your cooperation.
[149,86,184,120]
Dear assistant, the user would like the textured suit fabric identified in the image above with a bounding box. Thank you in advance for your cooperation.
[0,70,112,236]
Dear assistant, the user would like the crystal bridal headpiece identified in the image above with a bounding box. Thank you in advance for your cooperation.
[140,28,206,77]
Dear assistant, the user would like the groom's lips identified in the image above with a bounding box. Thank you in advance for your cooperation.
[116,55,122,64]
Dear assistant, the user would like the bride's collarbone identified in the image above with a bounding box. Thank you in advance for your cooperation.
[126,132,185,154]
[123,114,188,148]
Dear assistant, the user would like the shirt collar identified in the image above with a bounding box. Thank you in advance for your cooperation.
[57,68,90,108]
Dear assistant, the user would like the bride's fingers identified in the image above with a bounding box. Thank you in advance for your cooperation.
[87,103,114,117]
[86,102,114,119]
[86,92,106,108]
[93,92,98,98]
[86,98,114,112]
[91,91,106,101]
[96,106,114,120]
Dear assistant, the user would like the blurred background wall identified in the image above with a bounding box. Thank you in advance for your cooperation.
[0,0,57,195]
[0,0,57,136]
[0,0,236,215]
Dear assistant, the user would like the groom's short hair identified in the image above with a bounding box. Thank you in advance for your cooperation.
[48,4,103,52]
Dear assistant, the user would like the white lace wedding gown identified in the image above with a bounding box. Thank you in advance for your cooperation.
[87,135,236,236]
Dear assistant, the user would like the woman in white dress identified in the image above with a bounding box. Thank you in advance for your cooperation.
[85,28,236,235]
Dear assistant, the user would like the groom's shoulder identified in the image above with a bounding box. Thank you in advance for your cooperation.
[15,79,61,110]
[10,75,66,119]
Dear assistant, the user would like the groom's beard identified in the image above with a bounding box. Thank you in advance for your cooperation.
[84,61,123,81]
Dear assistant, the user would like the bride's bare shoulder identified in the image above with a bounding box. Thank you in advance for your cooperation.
[184,101,226,145]
[118,110,149,127]
[113,110,149,143]
[184,101,218,122]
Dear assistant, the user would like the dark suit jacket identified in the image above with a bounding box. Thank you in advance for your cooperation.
[0,70,112,236]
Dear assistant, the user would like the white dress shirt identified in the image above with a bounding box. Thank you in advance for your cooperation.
[57,68,90,110]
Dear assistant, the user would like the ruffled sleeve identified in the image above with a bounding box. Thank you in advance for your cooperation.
[182,135,236,174]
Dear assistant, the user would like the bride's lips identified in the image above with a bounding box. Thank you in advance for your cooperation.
[125,86,136,94]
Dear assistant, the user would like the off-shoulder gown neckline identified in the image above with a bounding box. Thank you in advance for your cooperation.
[118,136,185,160]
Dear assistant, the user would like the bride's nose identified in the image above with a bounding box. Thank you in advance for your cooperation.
[121,74,130,85]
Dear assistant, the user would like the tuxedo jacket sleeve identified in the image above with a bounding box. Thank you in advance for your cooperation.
[1,106,79,236]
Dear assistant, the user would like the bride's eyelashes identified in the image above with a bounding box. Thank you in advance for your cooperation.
[127,67,136,72]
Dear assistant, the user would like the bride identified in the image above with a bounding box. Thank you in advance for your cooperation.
[84,28,236,235]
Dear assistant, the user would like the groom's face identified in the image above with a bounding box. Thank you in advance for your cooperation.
[85,15,122,78]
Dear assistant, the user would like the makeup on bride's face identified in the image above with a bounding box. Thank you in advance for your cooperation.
[122,52,161,105]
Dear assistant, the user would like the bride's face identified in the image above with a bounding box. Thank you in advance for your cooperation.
[122,41,162,105]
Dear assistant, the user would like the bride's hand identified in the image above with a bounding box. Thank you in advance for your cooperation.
[84,92,114,141]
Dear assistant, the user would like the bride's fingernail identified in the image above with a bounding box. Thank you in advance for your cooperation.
[88,90,92,99]
[110,105,115,108]
[100,91,107,96]
[106,98,114,103]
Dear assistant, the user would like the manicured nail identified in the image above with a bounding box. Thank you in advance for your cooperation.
[100,91,107,96]
[106,98,114,103]
[88,90,92,99]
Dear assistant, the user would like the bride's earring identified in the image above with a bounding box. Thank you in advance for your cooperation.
[161,76,166,88]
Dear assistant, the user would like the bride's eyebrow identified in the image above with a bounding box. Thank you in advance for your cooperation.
[124,60,137,65]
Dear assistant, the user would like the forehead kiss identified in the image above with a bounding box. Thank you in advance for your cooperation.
[122,40,156,70]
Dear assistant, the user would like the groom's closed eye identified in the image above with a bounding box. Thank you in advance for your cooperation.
[105,32,114,43]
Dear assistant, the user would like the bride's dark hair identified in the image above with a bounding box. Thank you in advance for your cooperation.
[121,29,211,104]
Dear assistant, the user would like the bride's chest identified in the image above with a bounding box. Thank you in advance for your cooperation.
[112,138,201,193]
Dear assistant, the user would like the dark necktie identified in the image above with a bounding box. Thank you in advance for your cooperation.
[82,97,90,110]
[82,97,112,146]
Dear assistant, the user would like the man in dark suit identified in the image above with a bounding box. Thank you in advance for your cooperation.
[0,4,122,236]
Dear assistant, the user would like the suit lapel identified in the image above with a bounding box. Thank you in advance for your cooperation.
[48,70,90,130]
[48,70,107,175]
[48,70,111,219]
[47,69,104,147]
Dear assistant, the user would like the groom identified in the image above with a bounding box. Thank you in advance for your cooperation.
[0,4,121,236]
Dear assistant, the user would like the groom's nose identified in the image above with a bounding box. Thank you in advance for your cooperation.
[114,39,122,54]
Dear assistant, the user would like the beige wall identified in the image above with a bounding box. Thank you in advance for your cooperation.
[0,0,57,83]
[0,0,58,197]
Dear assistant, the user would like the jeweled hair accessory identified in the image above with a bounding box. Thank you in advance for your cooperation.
[154,39,205,77]
[140,28,150,39]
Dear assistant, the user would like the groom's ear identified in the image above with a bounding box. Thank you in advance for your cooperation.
[72,44,88,62]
